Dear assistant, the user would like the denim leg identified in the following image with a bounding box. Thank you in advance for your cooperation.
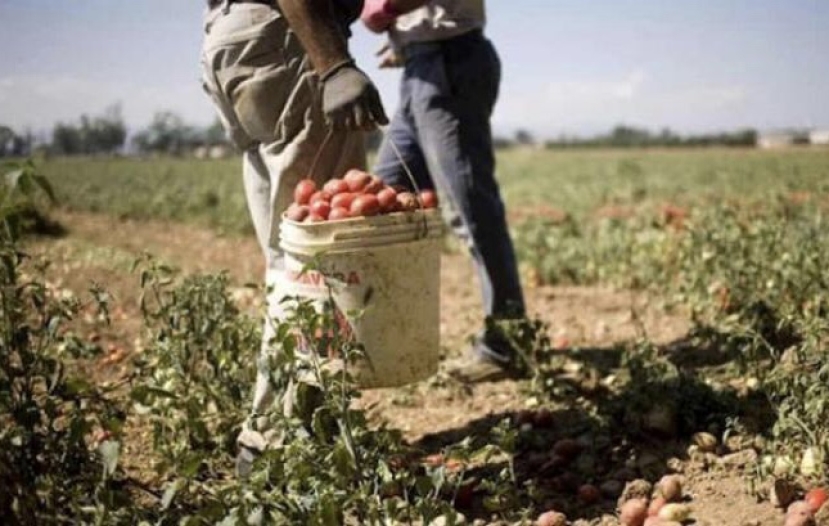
[407,39,525,327]
[373,87,432,191]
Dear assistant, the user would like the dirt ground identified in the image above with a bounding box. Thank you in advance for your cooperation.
[23,210,783,525]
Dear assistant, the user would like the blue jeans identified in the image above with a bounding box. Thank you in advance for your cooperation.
[373,30,525,362]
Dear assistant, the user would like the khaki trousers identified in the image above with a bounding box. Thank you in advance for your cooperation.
[200,2,365,450]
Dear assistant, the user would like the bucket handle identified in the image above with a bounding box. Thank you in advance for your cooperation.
[383,129,431,241]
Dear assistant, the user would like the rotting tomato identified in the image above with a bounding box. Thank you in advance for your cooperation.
[363,176,385,194]
[396,191,419,211]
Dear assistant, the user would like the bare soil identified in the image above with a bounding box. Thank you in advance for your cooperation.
[22,210,782,525]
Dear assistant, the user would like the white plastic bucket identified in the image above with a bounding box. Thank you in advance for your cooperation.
[275,209,444,388]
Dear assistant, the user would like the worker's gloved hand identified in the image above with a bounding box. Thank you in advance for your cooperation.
[361,0,400,33]
[321,61,389,130]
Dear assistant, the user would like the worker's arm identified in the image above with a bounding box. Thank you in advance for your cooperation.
[275,0,350,77]
[276,0,388,130]
[389,0,429,13]
[361,0,429,33]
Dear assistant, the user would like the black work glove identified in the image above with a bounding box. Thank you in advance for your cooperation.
[321,61,389,130]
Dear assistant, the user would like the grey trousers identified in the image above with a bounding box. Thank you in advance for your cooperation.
[373,31,525,364]
[200,2,365,451]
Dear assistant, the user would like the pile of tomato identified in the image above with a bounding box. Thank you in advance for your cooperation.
[286,169,438,223]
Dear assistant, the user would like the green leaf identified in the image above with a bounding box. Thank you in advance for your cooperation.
[317,494,340,526]
[30,173,57,203]
[332,440,354,478]
[180,452,204,478]
[3,168,24,189]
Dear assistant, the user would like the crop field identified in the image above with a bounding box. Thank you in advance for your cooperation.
[4,146,829,525]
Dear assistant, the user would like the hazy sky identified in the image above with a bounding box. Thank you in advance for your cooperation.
[1,1,827,138]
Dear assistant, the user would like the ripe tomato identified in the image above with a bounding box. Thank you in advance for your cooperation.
[329,207,351,220]
[309,190,333,204]
[806,487,828,513]
[305,213,325,223]
[285,204,310,222]
[310,200,331,219]
[331,192,357,210]
[344,169,371,192]
[648,496,666,517]
[363,176,384,194]
[323,178,349,195]
[294,179,317,205]
[418,190,438,208]
[377,187,398,211]
[350,194,381,217]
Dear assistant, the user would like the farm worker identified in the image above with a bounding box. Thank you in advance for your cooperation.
[361,0,527,381]
[200,0,388,476]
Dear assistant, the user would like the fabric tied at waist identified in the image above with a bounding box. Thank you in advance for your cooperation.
[207,0,272,10]
[402,28,484,58]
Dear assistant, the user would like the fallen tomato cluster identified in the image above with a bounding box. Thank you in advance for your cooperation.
[286,169,438,223]
[781,487,828,526]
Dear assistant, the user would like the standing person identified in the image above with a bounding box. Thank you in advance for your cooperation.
[200,0,388,475]
[361,0,527,381]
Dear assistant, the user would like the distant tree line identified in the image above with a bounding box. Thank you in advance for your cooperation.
[0,126,33,158]
[131,111,227,156]
[0,105,231,159]
[3,112,760,159]
[493,125,758,150]
[51,104,128,155]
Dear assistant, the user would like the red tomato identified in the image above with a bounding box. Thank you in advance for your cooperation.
[364,176,384,194]
[310,200,331,219]
[453,480,476,509]
[323,178,349,195]
[377,187,398,212]
[305,213,325,223]
[533,408,554,428]
[285,204,310,222]
[350,194,381,216]
[92,429,113,444]
[329,207,351,220]
[806,487,828,513]
[536,511,567,526]
[619,499,648,526]
[551,438,583,460]
[418,190,438,208]
[577,484,601,505]
[294,179,317,205]
[309,190,333,204]
[344,169,371,192]
[331,192,357,210]
[396,192,419,211]
[647,496,666,517]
